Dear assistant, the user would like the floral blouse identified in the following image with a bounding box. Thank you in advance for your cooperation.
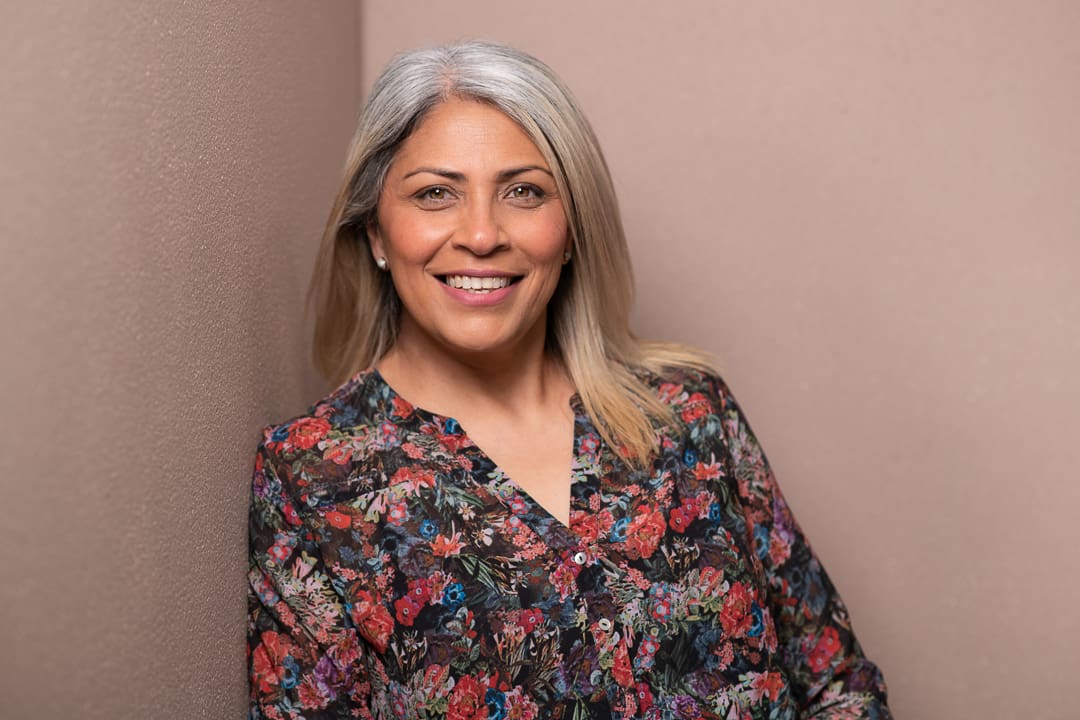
[248,367,890,719]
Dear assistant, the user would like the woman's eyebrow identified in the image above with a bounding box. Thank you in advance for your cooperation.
[402,166,465,181]
[495,165,555,182]
[400,165,554,182]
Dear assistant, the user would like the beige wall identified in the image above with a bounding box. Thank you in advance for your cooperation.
[361,2,1079,719]
[2,2,1077,718]
[0,2,356,717]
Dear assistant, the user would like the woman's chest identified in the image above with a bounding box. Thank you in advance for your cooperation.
[302,425,789,717]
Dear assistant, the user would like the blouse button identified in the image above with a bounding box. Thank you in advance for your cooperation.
[598,618,612,631]
[572,551,587,565]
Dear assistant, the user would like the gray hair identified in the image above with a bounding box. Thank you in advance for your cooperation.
[312,41,706,465]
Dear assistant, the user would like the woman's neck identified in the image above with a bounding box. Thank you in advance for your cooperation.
[375,319,573,422]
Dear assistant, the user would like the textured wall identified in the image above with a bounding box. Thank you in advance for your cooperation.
[0,3,356,717]
[2,2,1077,718]
[361,2,1080,718]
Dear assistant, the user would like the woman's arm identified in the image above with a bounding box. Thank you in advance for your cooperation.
[248,433,368,719]
[712,377,892,719]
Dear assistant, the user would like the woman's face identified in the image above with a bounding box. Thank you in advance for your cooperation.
[369,97,570,362]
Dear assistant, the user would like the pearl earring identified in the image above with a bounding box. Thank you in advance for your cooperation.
[376,257,389,271]
[563,251,572,264]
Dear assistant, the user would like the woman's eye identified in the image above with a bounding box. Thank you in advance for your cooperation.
[414,187,453,207]
[507,184,544,204]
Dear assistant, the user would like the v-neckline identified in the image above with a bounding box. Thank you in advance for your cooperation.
[368,367,586,533]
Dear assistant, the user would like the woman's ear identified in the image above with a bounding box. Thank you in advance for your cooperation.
[366,219,385,264]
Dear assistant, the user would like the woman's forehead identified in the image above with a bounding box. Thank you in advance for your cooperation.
[390,98,549,176]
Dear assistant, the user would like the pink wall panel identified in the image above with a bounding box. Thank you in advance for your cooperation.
[359,3,1080,718]
[0,2,358,716]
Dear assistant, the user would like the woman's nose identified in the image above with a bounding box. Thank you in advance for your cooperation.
[453,198,507,256]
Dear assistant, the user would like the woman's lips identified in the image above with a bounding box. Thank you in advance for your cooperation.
[443,274,515,292]
[438,273,521,305]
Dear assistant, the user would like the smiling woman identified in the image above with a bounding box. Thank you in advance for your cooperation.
[248,41,892,718]
[367,98,570,366]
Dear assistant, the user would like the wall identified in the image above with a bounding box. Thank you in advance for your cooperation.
[361,2,1079,719]
[2,2,1077,718]
[0,3,356,717]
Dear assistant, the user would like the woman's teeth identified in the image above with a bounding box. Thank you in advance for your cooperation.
[444,275,512,293]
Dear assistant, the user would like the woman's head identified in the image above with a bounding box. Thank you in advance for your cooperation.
[311,41,636,383]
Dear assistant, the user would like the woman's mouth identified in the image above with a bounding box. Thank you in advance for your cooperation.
[441,274,521,294]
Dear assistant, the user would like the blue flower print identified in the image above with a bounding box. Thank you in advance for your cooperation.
[748,602,764,637]
[753,524,770,560]
[683,447,698,467]
[442,582,465,610]
[486,688,507,720]
[708,502,724,524]
[281,655,299,689]
[419,519,438,540]
[334,403,360,427]
[610,516,630,542]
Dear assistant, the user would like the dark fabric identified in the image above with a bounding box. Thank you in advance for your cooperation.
[248,367,890,719]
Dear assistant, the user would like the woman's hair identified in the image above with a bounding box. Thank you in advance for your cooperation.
[310,40,713,466]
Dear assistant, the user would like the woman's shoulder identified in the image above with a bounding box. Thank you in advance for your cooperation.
[634,363,739,416]
[260,368,376,440]
[252,369,392,489]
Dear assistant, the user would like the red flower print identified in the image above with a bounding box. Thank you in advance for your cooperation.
[768,533,793,567]
[520,608,544,633]
[624,507,667,560]
[326,632,362,670]
[431,532,466,557]
[391,466,437,489]
[268,540,292,563]
[281,502,301,527]
[387,500,408,526]
[251,630,293,697]
[391,396,413,419]
[325,510,351,530]
[288,417,331,451]
[668,505,694,534]
[447,674,488,720]
[323,441,354,465]
[679,392,713,423]
[635,682,654,713]
[439,433,471,454]
[297,674,331,710]
[350,590,394,653]
[551,563,580,600]
[636,635,660,666]
[750,670,785,702]
[693,459,723,481]
[719,582,753,637]
[657,382,684,404]
[378,421,398,443]
[807,626,842,673]
[569,509,597,542]
[504,688,539,720]
[406,579,432,605]
[402,441,426,459]
[612,641,633,688]
[394,595,423,627]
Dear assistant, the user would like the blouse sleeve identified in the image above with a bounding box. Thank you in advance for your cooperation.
[713,378,892,719]
[247,435,369,719]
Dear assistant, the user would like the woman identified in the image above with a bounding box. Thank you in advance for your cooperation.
[248,42,891,719]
